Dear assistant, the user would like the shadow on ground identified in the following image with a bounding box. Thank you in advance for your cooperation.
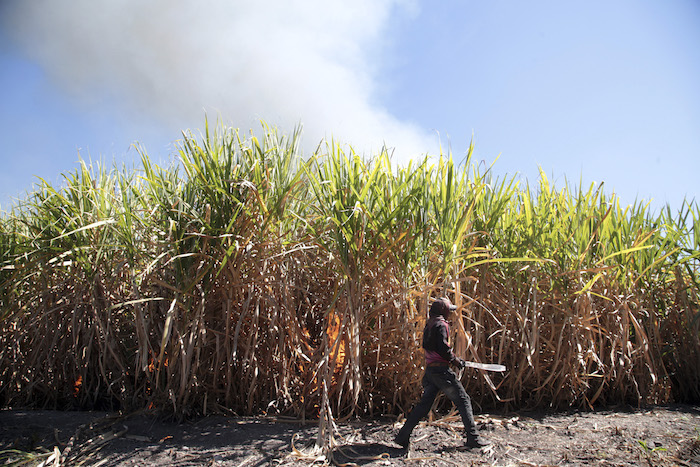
[330,442,406,465]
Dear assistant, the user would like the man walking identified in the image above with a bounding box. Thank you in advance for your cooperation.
[395,297,490,449]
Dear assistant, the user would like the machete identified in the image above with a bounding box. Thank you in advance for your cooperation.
[462,361,506,372]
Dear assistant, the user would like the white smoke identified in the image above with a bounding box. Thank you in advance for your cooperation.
[3,0,435,159]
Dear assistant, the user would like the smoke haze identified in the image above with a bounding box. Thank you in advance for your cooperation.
[3,0,435,158]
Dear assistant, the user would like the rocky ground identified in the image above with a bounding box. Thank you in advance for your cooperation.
[1,405,699,466]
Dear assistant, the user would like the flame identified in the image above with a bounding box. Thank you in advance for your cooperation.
[147,355,168,373]
[73,375,83,397]
[326,311,346,374]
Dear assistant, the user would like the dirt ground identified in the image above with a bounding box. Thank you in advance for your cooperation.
[1,405,699,466]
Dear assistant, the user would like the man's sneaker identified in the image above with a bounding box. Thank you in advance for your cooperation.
[464,436,491,449]
[394,435,409,449]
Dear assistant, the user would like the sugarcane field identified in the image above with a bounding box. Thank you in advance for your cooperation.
[1,124,699,466]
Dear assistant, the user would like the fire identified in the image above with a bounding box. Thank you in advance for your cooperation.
[326,311,346,374]
[147,354,168,372]
[73,375,82,397]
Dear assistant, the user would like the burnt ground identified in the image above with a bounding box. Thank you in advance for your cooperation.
[1,405,699,466]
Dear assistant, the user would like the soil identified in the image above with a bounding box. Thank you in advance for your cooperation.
[1,405,699,466]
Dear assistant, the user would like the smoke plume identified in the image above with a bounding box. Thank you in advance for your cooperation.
[3,0,434,158]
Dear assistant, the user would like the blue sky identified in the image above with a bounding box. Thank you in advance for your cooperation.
[1,0,699,213]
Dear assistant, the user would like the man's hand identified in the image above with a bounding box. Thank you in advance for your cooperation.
[452,358,467,369]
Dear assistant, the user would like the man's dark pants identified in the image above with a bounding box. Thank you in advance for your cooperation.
[396,365,478,444]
